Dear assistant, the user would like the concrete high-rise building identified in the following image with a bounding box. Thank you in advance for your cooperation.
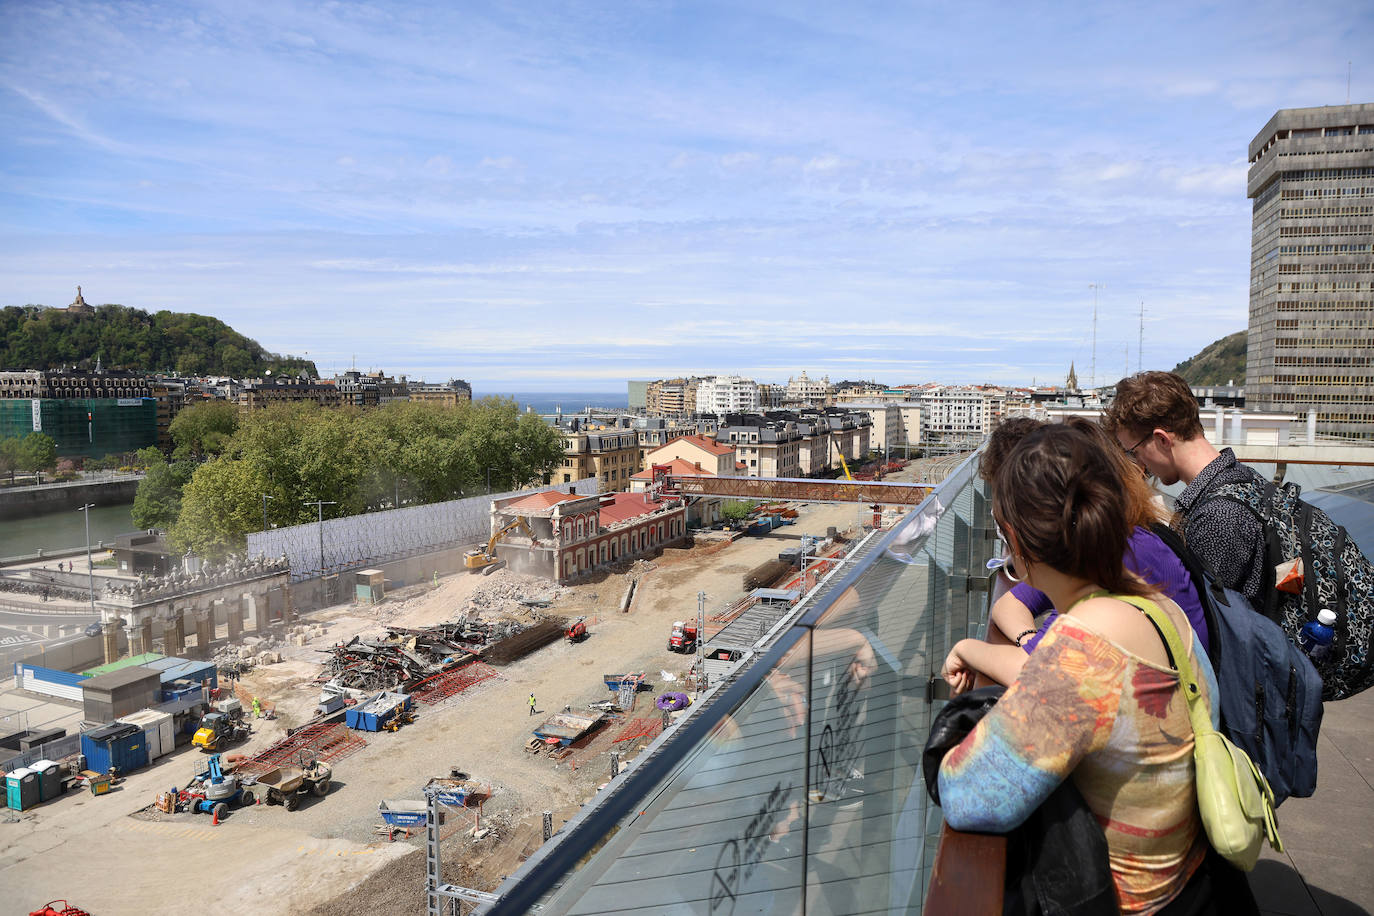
[1246,103,1374,439]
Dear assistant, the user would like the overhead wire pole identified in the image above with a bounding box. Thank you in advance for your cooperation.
[303,499,337,576]
[76,503,96,617]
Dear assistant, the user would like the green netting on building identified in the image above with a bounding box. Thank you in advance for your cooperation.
[82,652,165,678]
[0,398,158,458]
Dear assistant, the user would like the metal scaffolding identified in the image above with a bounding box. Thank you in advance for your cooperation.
[664,474,932,505]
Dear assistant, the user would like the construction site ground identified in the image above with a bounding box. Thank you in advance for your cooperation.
[2,460,955,915]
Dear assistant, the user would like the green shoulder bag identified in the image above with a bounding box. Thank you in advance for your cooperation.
[1115,595,1283,872]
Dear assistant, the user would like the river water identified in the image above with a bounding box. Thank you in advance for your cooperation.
[0,502,137,559]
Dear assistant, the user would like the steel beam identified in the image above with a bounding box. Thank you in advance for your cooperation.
[665,475,932,505]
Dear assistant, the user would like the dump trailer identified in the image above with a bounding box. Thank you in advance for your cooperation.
[255,760,332,811]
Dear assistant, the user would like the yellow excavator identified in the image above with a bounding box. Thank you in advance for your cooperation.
[464,518,534,571]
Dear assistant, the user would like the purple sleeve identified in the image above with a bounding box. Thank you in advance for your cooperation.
[1010,582,1055,617]
[1124,527,1211,654]
[1009,583,1056,653]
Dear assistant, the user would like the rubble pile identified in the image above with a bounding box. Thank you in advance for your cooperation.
[463,573,564,619]
[213,635,286,678]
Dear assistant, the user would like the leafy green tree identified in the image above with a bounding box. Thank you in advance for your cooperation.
[721,500,757,522]
[170,458,268,559]
[132,450,194,531]
[170,400,239,459]
[16,432,57,473]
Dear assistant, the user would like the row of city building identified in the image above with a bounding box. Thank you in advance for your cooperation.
[0,365,472,458]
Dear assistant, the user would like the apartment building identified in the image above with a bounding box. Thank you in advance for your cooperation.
[645,378,697,416]
[634,418,706,470]
[555,420,640,491]
[629,434,737,525]
[784,371,833,407]
[1246,103,1374,439]
[236,377,345,410]
[917,385,1005,446]
[696,375,760,414]
[333,370,407,408]
[836,402,904,455]
[407,379,473,406]
[758,383,787,409]
[715,415,802,477]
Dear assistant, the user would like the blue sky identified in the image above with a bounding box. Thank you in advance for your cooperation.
[1,1,1370,393]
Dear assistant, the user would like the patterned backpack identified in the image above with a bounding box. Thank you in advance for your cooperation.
[1195,478,1374,701]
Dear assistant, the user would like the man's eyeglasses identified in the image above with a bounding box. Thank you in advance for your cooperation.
[1123,431,1153,461]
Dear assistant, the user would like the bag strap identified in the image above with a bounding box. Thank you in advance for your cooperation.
[1107,595,1214,740]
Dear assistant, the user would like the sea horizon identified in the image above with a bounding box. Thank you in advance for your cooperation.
[478,391,630,415]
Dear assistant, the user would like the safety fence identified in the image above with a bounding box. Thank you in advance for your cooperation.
[247,478,600,582]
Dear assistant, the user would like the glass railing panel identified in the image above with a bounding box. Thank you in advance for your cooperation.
[532,632,814,915]
[483,453,995,916]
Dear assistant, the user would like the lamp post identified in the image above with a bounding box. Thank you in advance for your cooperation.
[76,503,96,616]
[303,499,336,575]
[487,467,496,496]
[260,493,274,532]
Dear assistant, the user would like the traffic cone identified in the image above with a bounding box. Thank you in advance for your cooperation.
[212,807,219,826]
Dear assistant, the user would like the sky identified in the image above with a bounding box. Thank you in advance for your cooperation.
[1,1,1370,393]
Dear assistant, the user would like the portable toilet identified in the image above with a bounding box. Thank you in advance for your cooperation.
[5,767,39,811]
[29,759,62,801]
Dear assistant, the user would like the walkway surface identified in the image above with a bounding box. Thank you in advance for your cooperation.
[1252,687,1374,915]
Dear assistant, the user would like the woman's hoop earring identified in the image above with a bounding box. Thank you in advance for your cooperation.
[1000,554,1025,584]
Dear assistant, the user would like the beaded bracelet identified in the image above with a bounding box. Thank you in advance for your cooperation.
[1014,628,1037,647]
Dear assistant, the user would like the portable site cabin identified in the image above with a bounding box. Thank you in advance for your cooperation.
[80,722,149,775]
[81,667,162,724]
[117,709,175,761]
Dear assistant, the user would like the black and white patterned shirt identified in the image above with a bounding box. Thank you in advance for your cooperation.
[1175,448,1269,606]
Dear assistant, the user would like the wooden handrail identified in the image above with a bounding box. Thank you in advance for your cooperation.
[924,821,1006,915]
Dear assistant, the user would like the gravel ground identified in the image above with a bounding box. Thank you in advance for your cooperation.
[2,494,888,916]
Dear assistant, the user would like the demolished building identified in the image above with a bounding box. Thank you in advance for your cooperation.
[488,489,688,582]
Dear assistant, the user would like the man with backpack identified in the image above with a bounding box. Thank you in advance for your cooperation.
[1106,370,1374,702]
[1103,371,1268,607]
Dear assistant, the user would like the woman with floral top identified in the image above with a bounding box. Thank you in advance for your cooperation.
[938,424,1248,914]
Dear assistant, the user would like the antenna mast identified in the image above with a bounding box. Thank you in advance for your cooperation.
[1088,283,1102,389]
[1138,301,1145,373]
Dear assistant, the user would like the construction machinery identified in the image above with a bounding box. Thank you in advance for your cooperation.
[463,519,534,571]
[667,620,699,653]
[187,753,254,819]
[191,709,250,752]
[565,617,589,643]
[256,758,332,811]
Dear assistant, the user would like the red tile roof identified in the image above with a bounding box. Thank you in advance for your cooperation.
[630,458,712,480]
[506,490,580,510]
[678,434,733,456]
[598,492,665,527]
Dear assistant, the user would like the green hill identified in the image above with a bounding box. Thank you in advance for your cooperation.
[0,302,316,377]
[1172,330,1247,387]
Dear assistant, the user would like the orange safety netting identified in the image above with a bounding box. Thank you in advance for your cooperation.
[236,724,367,777]
[410,662,502,706]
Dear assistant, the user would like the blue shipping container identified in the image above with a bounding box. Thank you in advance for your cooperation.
[80,723,149,775]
